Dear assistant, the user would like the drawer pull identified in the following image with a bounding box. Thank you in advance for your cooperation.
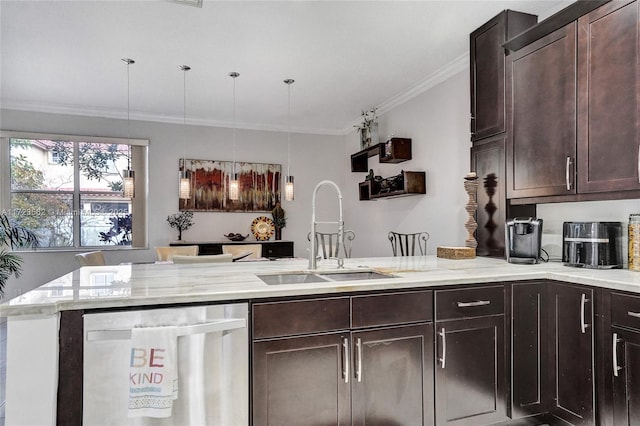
[628,311,640,319]
[457,300,491,308]
[566,156,573,190]
[355,337,363,383]
[613,333,623,377]
[342,337,349,384]
[580,293,590,334]
[438,327,446,369]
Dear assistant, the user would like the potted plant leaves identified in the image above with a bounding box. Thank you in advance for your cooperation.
[0,212,39,297]
[167,211,194,241]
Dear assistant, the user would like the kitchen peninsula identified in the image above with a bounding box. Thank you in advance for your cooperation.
[5,256,640,425]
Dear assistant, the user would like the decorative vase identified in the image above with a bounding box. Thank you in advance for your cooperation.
[464,172,479,250]
[274,227,282,241]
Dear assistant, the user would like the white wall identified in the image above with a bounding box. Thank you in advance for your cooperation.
[1,109,344,298]
[342,69,471,257]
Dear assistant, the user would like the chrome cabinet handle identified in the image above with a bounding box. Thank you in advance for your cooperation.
[438,328,446,368]
[580,293,590,334]
[457,300,491,308]
[613,333,623,377]
[342,337,349,384]
[628,311,640,319]
[566,156,573,190]
[470,115,476,135]
[637,145,640,184]
[355,337,363,383]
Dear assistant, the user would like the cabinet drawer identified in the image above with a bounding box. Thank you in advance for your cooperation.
[611,292,640,329]
[351,290,433,328]
[435,285,504,320]
[253,297,350,339]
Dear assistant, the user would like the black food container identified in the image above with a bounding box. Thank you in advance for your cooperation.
[562,221,623,269]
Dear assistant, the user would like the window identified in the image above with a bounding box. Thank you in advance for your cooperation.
[1,132,148,249]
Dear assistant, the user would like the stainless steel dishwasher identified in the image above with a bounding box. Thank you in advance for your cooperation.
[83,303,248,425]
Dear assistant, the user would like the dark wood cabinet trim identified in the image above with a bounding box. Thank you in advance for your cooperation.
[504,0,611,51]
[57,309,84,426]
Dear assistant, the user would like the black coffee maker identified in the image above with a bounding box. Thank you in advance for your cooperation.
[505,218,544,264]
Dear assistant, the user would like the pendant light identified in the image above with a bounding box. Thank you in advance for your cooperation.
[179,65,192,200]
[284,78,295,201]
[122,58,135,198]
[228,72,240,201]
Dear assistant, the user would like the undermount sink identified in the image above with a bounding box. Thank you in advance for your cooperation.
[257,273,329,285]
[317,271,394,281]
[257,270,395,285]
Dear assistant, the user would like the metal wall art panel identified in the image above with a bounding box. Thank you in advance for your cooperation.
[179,159,281,212]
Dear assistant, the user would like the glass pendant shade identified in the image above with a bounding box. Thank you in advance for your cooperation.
[179,170,191,199]
[285,175,294,201]
[178,65,192,200]
[123,169,135,198]
[229,173,240,201]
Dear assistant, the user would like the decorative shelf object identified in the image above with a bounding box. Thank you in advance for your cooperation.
[350,138,412,172]
[359,171,426,200]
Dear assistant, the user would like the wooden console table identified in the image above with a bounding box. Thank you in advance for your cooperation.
[170,240,294,259]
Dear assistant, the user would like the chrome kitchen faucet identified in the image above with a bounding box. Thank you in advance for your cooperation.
[309,180,345,270]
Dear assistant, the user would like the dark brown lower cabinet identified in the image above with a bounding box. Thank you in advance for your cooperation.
[252,332,351,425]
[511,281,548,419]
[352,324,434,426]
[252,325,434,426]
[612,327,640,426]
[548,283,595,426]
[434,315,506,425]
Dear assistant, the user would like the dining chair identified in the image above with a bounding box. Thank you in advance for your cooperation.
[307,230,356,259]
[155,245,199,262]
[172,254,233,264]
[388,231,430,256]
[75,251,106,266]
[222,244,262,260]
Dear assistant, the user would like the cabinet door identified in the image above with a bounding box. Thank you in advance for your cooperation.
[506,23,577,199]
[252,333,351,425]
[471,136,506,257]
[548,284,595,425]
[471,11,537,141]
[435,315,507,426]
[613,327,640,426]
[511,282,548,418]
[351,324,434,426]
[577,0,640,193]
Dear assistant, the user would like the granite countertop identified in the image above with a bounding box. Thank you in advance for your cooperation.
[3,256,640,316]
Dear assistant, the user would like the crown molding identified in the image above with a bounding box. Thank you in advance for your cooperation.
[0,100,342,136]
[340,53,469,135]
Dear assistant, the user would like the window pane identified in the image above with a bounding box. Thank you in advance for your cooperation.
[10,193,73,247]
[78,142,130,193]
[81,194,132,246]
[10,139,74,191]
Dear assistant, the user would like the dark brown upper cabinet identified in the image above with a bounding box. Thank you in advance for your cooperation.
[577,0,640,194]
[506,22,578,199]
[505,0,640,202]
[470,10,537,142]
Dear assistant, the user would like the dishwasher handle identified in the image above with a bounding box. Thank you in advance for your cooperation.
[86,317,247,341]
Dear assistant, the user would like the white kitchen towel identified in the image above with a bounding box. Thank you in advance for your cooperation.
[128,325,179,418]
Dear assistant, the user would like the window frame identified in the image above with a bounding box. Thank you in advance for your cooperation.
[1,130,149,251]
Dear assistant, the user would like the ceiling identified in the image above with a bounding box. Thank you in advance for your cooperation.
[0,0,569,135]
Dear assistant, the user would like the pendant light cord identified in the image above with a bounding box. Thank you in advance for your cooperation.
[287,82,291,178]
[126,59,131,169]
[230,72,239,175]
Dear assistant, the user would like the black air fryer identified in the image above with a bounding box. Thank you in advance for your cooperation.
[562,222,623,269]
[505,218,543,264]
